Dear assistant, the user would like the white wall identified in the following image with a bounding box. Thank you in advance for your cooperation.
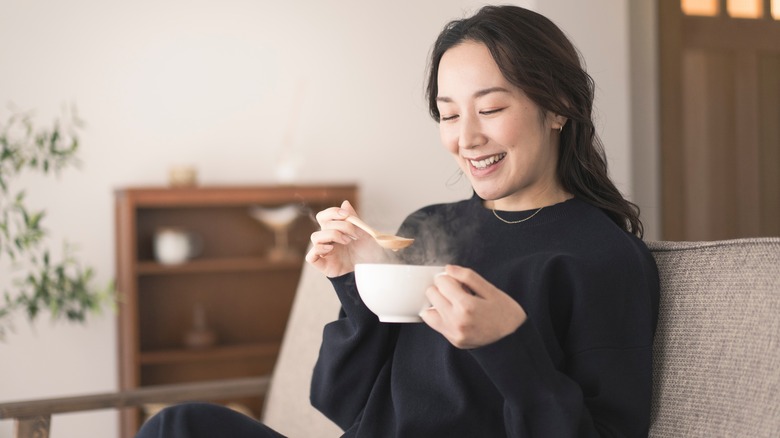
[541,0,660,239]
[629,0,661,240]
[0,1,643,437]
[537,0,633,199]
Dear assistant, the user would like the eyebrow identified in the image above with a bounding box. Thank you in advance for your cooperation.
[436,86,511,103]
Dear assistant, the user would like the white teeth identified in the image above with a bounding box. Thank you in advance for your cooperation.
[470,153,506,169]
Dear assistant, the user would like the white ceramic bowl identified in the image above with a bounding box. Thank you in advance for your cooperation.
[354,263,445,323]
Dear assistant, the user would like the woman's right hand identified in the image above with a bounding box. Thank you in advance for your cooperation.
[306,200,383,278]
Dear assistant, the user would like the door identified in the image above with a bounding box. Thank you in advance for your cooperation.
[659,0,780,240]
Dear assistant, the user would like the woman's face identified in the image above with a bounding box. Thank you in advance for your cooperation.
[436,40,566,210]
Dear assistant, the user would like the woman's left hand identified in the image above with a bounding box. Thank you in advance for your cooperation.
[420,265,527,349]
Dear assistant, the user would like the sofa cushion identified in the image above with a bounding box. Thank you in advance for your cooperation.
[262,261,343,437]
[647,238,780,437]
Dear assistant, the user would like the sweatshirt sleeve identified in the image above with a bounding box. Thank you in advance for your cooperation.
[469,247,658,438]
[309,272,398,430]
[469,321,653,437]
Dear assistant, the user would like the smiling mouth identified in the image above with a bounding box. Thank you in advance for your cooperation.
[469,153,506,170]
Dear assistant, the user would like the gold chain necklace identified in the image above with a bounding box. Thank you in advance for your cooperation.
[492,206,544,224]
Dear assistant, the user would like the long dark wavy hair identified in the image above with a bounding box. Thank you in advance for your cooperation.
[426,5,643,237]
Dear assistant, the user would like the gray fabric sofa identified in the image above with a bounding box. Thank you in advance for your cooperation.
[263,237,780,437]
[647,238,780,437]
[4,238,777,437]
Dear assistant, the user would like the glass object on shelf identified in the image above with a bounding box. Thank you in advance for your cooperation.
[248,204,301,262]
[183,303,217,349]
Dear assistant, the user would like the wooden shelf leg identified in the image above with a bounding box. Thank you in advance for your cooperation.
[15,415,51,438]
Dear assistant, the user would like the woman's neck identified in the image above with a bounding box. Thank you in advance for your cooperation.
[483,186,572,211]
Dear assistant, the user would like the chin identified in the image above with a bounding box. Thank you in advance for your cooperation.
[471,186,503,202]
[465,171,512,201]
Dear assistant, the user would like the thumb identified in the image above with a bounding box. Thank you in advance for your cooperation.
[445,265,494,298]
[340,199,357,215]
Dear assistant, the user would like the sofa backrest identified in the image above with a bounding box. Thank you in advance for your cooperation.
[647,238,780,437]
[262,260,343,437]
[263,238,780,437]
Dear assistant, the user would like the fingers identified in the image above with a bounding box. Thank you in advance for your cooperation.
[313,200,356,226]
[425,282,452,312]
[419,306,443,331]
[305,242,334,263]
[420,283,471,348]
[421,265,527,349]
[307,227,355,265]
[306,200,360,266]
[313,203,361,242]
[420,278,455,332]
[430,270,481,306]
[442,265,495,298]
[340,200,357,216]
[315,205,350,227]
[311,228,354,246]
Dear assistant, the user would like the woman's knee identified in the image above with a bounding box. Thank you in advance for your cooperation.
[136,402,285,438]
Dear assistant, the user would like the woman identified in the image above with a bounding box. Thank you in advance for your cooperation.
[137,5,658,438]
[306,5,658,437]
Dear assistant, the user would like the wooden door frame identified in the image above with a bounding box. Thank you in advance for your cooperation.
[658,0,780,240]
[658,0,685,241]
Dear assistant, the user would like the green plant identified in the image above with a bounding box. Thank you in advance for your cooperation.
[0,106,112,340]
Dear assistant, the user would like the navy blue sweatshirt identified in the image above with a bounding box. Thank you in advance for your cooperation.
[311,195,659,437]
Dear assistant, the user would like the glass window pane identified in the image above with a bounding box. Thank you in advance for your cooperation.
[682,0,720,16]
[727,0,763,18]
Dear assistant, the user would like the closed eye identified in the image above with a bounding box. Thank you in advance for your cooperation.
[479,108,505,116]
[440,114,459,122]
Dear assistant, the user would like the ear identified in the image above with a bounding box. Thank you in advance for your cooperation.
[546,111,567,131]
[553,114,567,131]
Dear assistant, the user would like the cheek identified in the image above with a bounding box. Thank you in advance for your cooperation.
[489,118,521,146]
[439,126,460,155]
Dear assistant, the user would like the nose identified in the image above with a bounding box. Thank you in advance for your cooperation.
[458,113,485,150]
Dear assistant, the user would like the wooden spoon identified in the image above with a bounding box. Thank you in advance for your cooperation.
[345,216,414,250]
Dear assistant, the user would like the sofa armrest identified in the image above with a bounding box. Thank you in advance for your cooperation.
[0,376,270,438]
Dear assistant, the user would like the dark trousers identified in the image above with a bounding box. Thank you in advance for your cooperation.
[135,402,287,438]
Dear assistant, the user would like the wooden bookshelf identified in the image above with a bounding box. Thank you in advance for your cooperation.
[115,184,357,437]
